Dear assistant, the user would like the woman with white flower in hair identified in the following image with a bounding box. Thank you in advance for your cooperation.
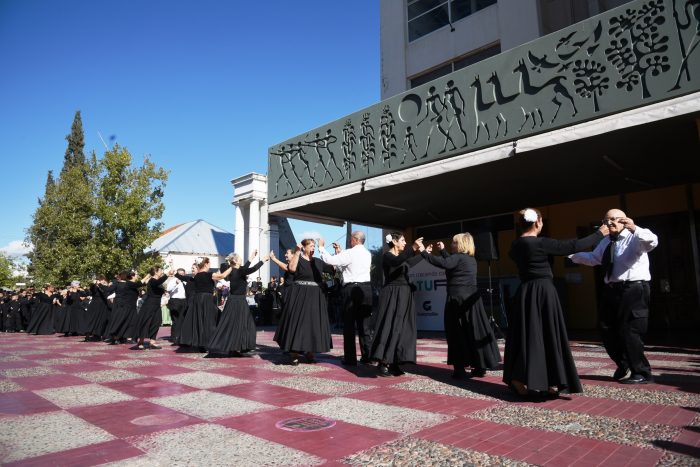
[504,208,607,398]
[370,232,424,377]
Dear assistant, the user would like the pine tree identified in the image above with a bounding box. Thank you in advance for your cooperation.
[63,110,85,171]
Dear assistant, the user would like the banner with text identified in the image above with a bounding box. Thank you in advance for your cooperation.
[409,260,446,331]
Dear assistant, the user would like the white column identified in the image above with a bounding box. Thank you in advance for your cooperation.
[248,199,261,265]
[234,202,245,256]
[268,222,280,280]
[259,201,270,284]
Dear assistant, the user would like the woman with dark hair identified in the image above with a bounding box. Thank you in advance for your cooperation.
[504,208,607,397]
[270,249,295,310]
[371,232,423,377]
[26,284,58,335]
[178,257,233,351]
[132,266,169,350]
[104,270,148,345]
[274,239,334,365]
[208,251,268,356]
[419,233,501,378]
[84,275,111,341]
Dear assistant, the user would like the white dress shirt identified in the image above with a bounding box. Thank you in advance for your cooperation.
[166,277,186,299]
[569,227,658,283]
[319,244,371,284]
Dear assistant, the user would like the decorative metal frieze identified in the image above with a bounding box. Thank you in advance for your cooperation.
[268,0,700,202]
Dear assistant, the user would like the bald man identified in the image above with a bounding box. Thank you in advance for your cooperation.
[570,209,658,384]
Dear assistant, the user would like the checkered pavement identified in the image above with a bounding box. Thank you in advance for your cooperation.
[0,329,698,466]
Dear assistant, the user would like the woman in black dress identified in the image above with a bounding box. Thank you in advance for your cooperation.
[270,249,295,311]
[371,233,423,377]
[84,276,111,341]
[504,208,606,397]
[104,270,148,345]
[274,239,334,365]
[419,233,501,378]
[26,284,57,335]
[67,284,86,336]
[209,251,268,356]
[133,266,169,350]
[178,257,233,351]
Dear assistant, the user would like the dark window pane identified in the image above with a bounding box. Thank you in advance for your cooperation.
[453,44,501,70]
[476,0,497,10]
[407,0,447,21]
[450,0,472,22]
[416,222,462,240]
[408,4,449,41]
[409,62,453,88]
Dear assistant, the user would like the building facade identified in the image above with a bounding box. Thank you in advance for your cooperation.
[268,0,700,341]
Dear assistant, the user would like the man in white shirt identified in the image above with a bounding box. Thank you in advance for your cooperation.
[319,231,373,366]
[570,209,658,384]
[166,269,187,344]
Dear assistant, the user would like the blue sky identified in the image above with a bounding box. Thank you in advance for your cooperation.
[0,0,383,257]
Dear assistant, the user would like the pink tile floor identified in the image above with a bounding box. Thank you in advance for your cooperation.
[0,328,698,466]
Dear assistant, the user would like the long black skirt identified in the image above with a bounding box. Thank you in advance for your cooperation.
[502,278,582,393]
[134,296,162,340]
[274,283,332,353]
[55,304,71,333]
[26,302,54,335]
[445,291,501,370]
[68,303,85,334]
[85,299,110,337]
[106,302,137,340]
[179,293,219,348]
[370,284,416,364]
[209,296,256,354]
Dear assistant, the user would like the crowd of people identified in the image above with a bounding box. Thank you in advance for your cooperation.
[1,207,658,398]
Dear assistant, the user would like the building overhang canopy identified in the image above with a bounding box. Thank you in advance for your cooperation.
[268,0,700,228]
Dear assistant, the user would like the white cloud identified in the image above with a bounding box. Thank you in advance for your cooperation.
[299,231,323,242]
[0,240,33,258]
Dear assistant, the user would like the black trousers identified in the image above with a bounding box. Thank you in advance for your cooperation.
[600,281,652,378]
[343,283,373,363]
[168,298,187,343]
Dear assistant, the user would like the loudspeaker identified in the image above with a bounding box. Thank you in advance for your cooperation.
[474,232,498,261]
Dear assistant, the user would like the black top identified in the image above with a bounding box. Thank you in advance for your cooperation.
[293,256,333,283]
[34,292,53,305]
[193,271,216,294]
[106,280,141,306]
[146,275,169,297]
[67,291,84,305]
[90,283,111,306]
[509,231,604,281]
[230,261,264,295]
[421,249,477,294]
[382,249,423,286]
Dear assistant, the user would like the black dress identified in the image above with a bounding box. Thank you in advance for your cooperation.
[67,291,85,334]
[26,293,56,335]
[209,261,264,354]
[85,283,111,337]
[504,231,603,393]
[370,249,423,364]
[421,250,501,370]
[274,256,333,353]
[55,294,72,334]
[105,281,141,340]
[134,275,169,340]
[179,272,219,349]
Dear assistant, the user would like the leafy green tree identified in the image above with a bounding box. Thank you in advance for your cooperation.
[91,145,168,277]
[0,253,15,288]
[63,110,85,171]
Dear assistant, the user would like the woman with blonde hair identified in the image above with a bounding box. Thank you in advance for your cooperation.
[208,250,268,356]
[419,233,500,378]
[177,257,233,351]
[505,208,607,397]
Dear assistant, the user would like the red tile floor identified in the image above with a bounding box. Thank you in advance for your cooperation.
[0,328,698,466]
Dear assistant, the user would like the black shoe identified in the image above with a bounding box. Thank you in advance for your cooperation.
[471,368,487,377]
[341,359,357,367]
[389,364,405,376]
[451,370,467,379]
[613,367,631,381]
[378,365,392,377]
[622,374,653,384]
[359,357,372,365]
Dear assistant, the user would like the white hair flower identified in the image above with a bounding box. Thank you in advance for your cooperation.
[523,209,538,223]
[385,234,393,243]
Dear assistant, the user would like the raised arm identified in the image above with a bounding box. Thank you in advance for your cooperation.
[288,245,302,273]
[541,230,605,256]
[420,250,460,270]
[269,251,289,272]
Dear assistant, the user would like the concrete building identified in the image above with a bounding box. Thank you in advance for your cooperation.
[267,0,700,340]
[148,220,234,272]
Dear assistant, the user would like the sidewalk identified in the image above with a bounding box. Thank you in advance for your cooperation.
[0,329,697,466]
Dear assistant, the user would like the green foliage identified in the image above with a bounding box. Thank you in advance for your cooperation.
[0,253,15,288]
[27,112,169,285]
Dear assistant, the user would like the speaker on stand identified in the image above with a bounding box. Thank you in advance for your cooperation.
[474,232,505,338]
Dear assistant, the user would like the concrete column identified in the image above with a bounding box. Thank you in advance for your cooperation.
[268,222,280,280]
[234,202,245,256]
[248,199,261,265]
[259,200,270,283]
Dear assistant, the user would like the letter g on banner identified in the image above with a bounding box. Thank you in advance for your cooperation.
[422,301,432,311]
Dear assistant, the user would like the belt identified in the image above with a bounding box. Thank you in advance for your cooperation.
[294,281,319,287]
[344,282,370,287]
[607,280,648,288]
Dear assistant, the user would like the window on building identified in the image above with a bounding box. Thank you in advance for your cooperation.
[409,43,501,88]
[407,0,497,42]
